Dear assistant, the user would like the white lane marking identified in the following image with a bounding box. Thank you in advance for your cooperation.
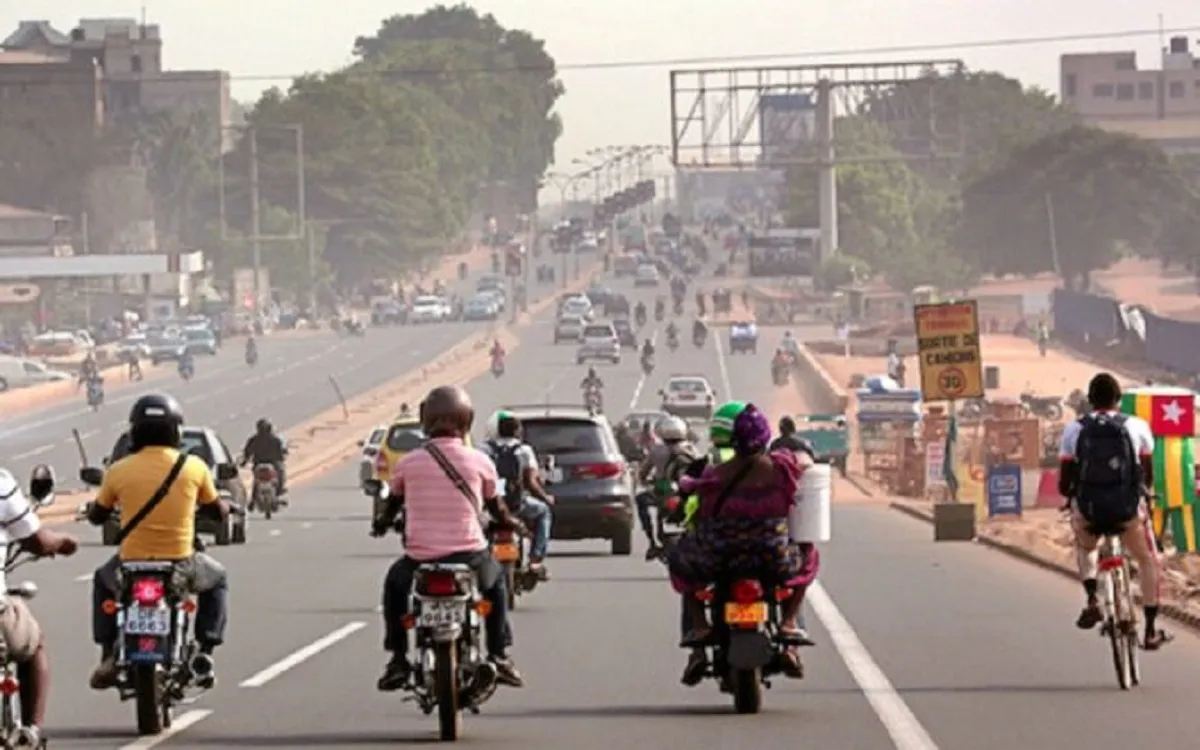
[117,709,213,749]
[808,583,939,750]
[269,529,282,537]
[301,521,313,530]
[74,573,93,582]
[11,444,52,460]
[239,621,366,688]
[712,321,733,400]
[627,328,659,410]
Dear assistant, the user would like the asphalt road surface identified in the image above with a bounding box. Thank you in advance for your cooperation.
[29,274,1200,749]
[0,266,545,488]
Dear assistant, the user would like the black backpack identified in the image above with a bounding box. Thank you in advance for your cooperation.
[488,441,524,506]
[1073,413,1142,533]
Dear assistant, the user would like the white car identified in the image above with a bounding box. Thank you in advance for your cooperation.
[576,322,621,365]
[634,263,660,287]
[554,314,585,344]
[659,375,717,420]
[409,295,450,324]
[358,424,388,488]
[0,356,72,391]
[560,295,594,321]
[117,333,151,360]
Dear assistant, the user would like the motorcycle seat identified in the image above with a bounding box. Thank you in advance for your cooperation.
[119,561,176,573]
[417,562,473,575]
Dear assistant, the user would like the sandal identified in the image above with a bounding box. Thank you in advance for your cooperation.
[779,648,804,679]
[681,650,708,686]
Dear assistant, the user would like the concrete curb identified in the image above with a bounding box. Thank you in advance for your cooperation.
[888,499,1200,633]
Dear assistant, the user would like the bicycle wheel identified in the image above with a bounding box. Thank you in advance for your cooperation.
[1122,563,1141,687]
[1108,570,1131,690]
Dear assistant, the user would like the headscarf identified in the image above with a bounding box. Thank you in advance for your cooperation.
[731,403,771,457]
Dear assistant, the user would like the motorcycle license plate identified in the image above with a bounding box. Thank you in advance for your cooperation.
[493,542,520,562]
[724,601,767,625]
[417,600,466,628]
[124,606,171,636]
[541,467,563,483]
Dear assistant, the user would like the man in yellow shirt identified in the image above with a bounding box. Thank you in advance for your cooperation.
[85,394,231,690]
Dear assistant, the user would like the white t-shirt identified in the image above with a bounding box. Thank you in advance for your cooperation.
[479,438,538,495]
[0,470,42,595]
[1058,411,1155,461]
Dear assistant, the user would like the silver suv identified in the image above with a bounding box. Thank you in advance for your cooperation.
[576,322,620,365]
[554,314,585,344]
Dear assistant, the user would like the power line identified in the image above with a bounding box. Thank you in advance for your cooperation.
[0,25,1195,86]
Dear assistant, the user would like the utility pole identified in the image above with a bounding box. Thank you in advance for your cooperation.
[248,127,262,320]
[306,222,317,314]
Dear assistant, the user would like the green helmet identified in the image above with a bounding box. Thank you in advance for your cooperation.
[709,400,747,447]
[486,410,514,440]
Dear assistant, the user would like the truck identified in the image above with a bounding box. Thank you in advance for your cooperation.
[795,414,849,477]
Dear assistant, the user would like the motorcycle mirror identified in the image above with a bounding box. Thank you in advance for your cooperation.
[10,581,37,599]
[216,464,238,481]
[79,466,104,487]
[28,464,55,503]
[356,439,364,447]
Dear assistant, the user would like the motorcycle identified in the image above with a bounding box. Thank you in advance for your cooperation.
[771,362,789,386]
[693,329,707,349]
[346,319,366,337]
[250,463,281,519]
[457,261,468,280]
[673,297,684,316]
[0,466,55,748]
[245,348,258,367]
[1019,391,1064,421]
[395,557,500,740]
[364,479,402,537]
[489,523,538,610]
[666,332,680,352]
[688,577,803,713]
[86,376,105,411]
[655,305,665,323]
[490,358,504,378]
[584,386,603,413]
[634,308,647,328]
[640,354,655,375]
[178,360,194,381]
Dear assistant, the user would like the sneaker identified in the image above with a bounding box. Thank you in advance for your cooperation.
[90,657,118,690]
[376,659,410,692]
[1075,603,1102,630]
[491,656,524,688]
[680,651,707,686]
[644,545,663,562]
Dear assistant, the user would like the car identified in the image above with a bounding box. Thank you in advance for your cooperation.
[409,295,451,324]
[463,295,499,321]
[147,332,187,365]
[373,415,475,482]
[502,404,634,555]
[101,426,249,546]
[584,283,612,309]
[634,263,660,287]
[477,274,505,294]
[613,254,639,277]
[116,333,151,360]
[612,318,637,349]
[729,321,759,354]
[559,295,594,321]
[182,326,218,355]
[576,322,620,365]
[357,424,388,489]
[553,314,585,344]
[0,356,71,391]
[659,375,717,420]
[603,293,630,317]
[479,288,506,312]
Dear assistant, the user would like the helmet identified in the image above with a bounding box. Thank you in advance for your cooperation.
[709,400,747,447]
[420,385,474,438]
[129,393,184,450]
[485,409,513,440]
[654,416,688,442]
[588,366,596,378]
[256,418,272,433]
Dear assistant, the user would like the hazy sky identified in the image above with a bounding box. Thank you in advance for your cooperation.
[7,1,1200,199]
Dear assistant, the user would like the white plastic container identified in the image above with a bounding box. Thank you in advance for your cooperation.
[789,463,832,542]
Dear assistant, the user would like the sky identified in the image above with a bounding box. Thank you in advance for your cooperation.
[7,1,1200,203]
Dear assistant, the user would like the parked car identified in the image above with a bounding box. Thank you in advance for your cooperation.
[0,356,71,391]
[409,295,451,324]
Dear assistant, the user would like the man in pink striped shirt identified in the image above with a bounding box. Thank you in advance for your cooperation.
[373,386,525,691]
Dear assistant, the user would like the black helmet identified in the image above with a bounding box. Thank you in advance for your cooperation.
[256,418,272,433]
[129,394,184,450]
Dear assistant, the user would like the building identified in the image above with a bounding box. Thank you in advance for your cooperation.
[1060,36,1200,153]
[1,18,232,148]
[0,52,106,146]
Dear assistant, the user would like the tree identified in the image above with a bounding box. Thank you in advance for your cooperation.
[960,125,1186,289]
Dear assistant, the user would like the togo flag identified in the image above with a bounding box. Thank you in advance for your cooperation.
[1120,387,1196,438]
[1150,436,1196,510]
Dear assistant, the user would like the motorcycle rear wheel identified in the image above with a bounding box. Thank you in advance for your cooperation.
[434,642,462,740]
[133,664,164,735]
[730,667,762,714]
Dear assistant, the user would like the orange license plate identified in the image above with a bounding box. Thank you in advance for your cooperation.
[724,601,767,625]
[493,543,519,563]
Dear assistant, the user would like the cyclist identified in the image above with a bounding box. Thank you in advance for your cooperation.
[1058,373,1171,650]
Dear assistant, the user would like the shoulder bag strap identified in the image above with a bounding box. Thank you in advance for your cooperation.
[424,443,479,507]
[115,453,189,546]
[709,460,757,519]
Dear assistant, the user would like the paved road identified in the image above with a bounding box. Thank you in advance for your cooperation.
[29,274,1200,748]
[0,268,553,489]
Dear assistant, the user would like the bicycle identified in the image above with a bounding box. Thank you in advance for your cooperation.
[1096,534,1140,690]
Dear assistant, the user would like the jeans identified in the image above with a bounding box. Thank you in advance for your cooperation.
[635,491,657,544]
[92,553,228,649]
[517,498,552,560]
[382,550,509,660]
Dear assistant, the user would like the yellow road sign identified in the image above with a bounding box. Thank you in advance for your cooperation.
[913,300,983,402]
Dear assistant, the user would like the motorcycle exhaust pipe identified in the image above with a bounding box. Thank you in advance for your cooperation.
[190,653,214,677]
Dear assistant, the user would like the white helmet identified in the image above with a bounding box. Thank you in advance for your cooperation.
[485,410,513,440]
[654,415,688,442]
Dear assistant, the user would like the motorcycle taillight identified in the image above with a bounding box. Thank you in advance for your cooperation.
[493,529,514,543]
[731,579,764,604]
[132,577,165,606]
[254,465,277,483]
[419,572,460,596]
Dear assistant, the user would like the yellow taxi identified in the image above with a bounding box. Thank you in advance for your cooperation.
[373,414,473,480]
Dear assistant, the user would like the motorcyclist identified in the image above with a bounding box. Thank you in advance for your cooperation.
[634,416,699,560]
[772,348,790,373]
[245,335,258,365]
[121,347,142,381]
[692,318,707,344]
[77,352,98,390]
[665,321,679,346]
[0,466,78,746]
[781,331,799,359]
[86,394,231,690]
[654,298,665,320]
[640,338,655,368]
[178,349,195,378]
[375,386,525,691]
[580,367,603,397]
[482,411,555,578]
[398,402,413,420]
[695,291,706,317]
[241,418,288,498]
[634,301,647,326]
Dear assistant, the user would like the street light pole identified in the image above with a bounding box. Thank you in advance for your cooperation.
[248,128,262,320]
